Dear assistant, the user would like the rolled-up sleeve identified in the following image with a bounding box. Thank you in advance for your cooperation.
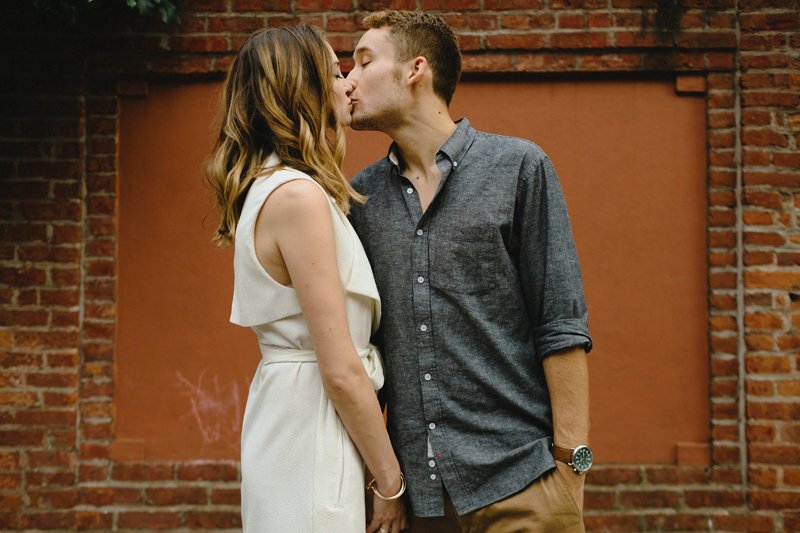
[517,149,592,359]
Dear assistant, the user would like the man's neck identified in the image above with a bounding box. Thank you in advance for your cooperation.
[389,105,457,174]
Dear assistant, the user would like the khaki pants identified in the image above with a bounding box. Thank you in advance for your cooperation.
[410,468,585,533]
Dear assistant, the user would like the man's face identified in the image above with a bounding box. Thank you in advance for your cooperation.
[347,27,409,132]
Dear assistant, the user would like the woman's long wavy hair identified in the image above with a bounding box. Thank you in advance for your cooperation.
[206,24,363,246]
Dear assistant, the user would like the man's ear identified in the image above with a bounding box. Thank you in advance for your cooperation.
[407,56,429,87]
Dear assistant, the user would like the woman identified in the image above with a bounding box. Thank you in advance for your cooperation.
[206,26,407,533]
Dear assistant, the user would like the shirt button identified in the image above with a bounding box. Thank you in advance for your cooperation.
[430,474,437,480]
[420,324,428,332]
[428,422,436,430]
[417,276,424,283]
[424,373,431,381]
[416,229,423,236]
[453,161,458,167]
[406,187,414,194]
[429,460,436,467]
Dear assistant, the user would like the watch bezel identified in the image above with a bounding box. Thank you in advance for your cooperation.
[570,444,593,474]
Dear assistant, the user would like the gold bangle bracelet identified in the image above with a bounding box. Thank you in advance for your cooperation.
[365,473,406,501]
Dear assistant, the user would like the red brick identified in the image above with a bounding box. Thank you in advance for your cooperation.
[587,467,641,485]
[0,473,20,490]
[711,377,737,397]
[0,429,44,446]
[583,490,614,509]
[112,463,173,481]
[748,402,800,420]
[746,271,800,290]
[713,445,741,464]
[177,462,238,481]
[79,464,108,483]
[741,13,800,31]
[732,507,777,529]
[745,334,776,351]
[26,472,74,488]
[184,0,230,9]
[486,33,546,50]
[614,31,672,47]
[296,0,355,10]
[551,32,608,49]
[744,252,774,266]
[743,129,790,148]
[39,288,80,308]
[484,0,544,7]
[583,514,640,531]
[211,488,240,505]
[767,151,800,170]
[749,466,778,488]
[184,511,243,529]
[20,511,76,530]
[81,422,112,440]
[80,444,110,460]
[26,372,77,388]
[744,190,784,209]
[710,252,735,266]
[75,511,113,530]
[686,489,745,508]
[28,489,77,509]
[746,354,791,373]
[444,13,497,30]
[147,487,207,505]
[777,380,800,396]
[709,208,735,225]
[710,170,735,186]
[651,466,710,484]
[79,487,141,506]
[785,467,800,485]
[709,271,736,289]
[744,172,800,187]
[620,490,680,508]
[712,401,738,419]
[711,338,737,358]
[750,490,800,509]
[117,511,181,529]
[743,210,775,226]
[645,513,716,530]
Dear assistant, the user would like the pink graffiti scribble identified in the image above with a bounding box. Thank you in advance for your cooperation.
[175,370,244,452]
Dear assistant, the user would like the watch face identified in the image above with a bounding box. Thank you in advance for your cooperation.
[572,445,593,473]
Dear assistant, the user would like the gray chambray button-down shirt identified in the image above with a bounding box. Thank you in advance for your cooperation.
[349,118,592,517]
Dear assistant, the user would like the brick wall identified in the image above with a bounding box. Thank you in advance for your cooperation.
[1,0,798,530]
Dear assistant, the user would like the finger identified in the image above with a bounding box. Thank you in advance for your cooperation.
[365,517,381,533]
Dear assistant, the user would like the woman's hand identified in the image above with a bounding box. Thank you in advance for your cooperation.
[366,494,407,533]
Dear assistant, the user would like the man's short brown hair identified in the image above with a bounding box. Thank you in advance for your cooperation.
[362,10,462,105]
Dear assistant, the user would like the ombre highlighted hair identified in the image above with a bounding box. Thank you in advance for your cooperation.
[206,24,363,246]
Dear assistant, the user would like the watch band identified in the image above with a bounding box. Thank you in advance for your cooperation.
[551,443,574,465]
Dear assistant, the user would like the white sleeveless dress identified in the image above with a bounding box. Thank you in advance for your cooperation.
[230,155,383,533]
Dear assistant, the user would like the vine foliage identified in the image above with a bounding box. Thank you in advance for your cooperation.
[32,0,180,26]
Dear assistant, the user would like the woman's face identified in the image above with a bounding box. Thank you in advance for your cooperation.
[327,43,354,126]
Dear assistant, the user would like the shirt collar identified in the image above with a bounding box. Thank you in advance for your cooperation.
[386,118,476,169]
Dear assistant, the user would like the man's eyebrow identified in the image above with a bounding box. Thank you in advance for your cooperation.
[354,45,374,56]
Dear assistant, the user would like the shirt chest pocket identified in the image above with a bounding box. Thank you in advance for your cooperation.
[429,226,505,295]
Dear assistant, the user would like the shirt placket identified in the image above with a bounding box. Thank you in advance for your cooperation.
[400,154,457,506]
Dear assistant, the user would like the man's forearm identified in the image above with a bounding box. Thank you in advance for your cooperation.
[543,346,590,447]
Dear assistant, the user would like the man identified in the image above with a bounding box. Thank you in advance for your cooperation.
[347,11,593,532]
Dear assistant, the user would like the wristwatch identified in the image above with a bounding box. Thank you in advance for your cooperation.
[552,443,593,474]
